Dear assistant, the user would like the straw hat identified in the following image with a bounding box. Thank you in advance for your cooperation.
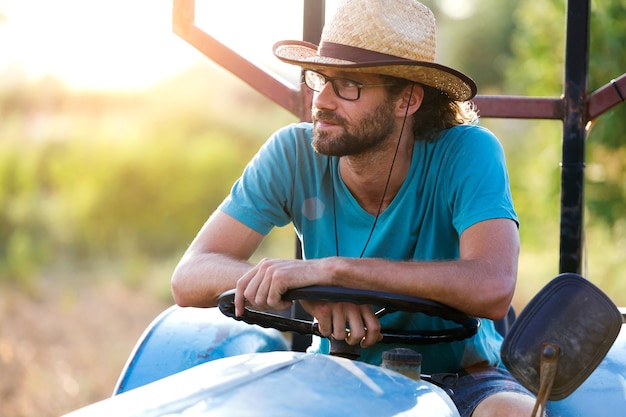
[273,0,477,101]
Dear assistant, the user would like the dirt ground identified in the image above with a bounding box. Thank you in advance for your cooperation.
[0,279,171,417]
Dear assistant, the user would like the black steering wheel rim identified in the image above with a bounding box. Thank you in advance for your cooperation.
[217,286,480,345]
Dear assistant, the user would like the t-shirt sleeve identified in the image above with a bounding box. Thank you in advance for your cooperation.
[218,124,300,235]
[445,126,518,235]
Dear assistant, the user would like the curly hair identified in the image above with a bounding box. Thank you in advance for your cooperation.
[384,77,478,142]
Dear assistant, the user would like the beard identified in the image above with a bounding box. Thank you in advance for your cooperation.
[311,99,396,156]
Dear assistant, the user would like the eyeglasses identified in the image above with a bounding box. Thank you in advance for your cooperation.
[302,69,396,101]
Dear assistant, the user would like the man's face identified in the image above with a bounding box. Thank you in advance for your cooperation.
[310,71,397,156]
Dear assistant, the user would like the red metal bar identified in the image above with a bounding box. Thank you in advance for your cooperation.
[587,73,626,121]
[473,96,564,120]
[172,0,307,120]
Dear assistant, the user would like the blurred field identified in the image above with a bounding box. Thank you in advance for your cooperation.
[0,275,170,416]
[0,63,297,416]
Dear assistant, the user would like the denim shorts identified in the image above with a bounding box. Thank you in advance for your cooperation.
[451,366,535,417]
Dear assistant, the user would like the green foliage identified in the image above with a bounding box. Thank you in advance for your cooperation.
[502,0,626,303]
[432,0,519,93]
[0,64,296,285]
[585,0,626,229]
[508,0,566,96]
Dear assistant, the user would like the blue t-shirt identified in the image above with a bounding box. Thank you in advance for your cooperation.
[219,122,518,374]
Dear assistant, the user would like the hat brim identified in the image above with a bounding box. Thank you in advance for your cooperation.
[273,40,477,101]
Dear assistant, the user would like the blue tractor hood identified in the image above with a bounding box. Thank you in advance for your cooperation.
[65,351,460,417]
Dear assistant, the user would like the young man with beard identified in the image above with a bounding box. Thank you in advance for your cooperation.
[171,0,539,416]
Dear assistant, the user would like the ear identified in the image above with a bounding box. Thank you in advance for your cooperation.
[395,83,424,118]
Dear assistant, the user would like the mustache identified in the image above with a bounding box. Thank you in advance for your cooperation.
[312,110,346,125]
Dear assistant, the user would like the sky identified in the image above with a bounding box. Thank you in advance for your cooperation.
[0,0,471,92]
[0,0,190,90]
[0,0,319,91]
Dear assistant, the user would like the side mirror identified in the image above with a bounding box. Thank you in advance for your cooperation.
[501,273,623,414]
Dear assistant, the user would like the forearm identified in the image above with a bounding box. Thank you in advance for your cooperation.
[171,210,266,308]
[171,252,254,308]
[327,256,516,320]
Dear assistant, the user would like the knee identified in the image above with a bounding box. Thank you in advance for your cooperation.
[472,392,540,417]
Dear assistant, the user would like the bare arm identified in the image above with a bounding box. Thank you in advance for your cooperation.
[173,214,517,347]
[324,218,520,320]
[171,210,265,307]
[236,218,519,321]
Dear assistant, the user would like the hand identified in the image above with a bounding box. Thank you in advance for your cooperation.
[234,258,331,316]
[301,300,382,347]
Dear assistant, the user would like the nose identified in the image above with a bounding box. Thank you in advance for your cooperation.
[312,80,338,109]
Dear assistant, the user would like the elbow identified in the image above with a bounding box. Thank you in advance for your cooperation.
[170,268,190,307]
[170,263,202,307]
[170,261,220,308]
[484,272,517,321]
[479,298,513,322]
[488,298,514,321]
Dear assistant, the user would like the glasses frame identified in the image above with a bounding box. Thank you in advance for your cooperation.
[302,69,396,101]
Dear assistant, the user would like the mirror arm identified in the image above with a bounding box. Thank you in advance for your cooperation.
[532,343,561,417]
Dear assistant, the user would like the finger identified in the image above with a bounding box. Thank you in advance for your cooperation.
[360,306,381,347]
[331,305,348,341]
[242,271,264,309]
[267,271,292,311]
[253,268,272,308]
[235,269,256,316]
[344,307,366,346]
[234,279,246,317]
[312,302,332,337]
[264,277,285,309]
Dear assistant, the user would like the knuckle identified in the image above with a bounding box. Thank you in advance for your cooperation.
[368,320,381,333]
[349,327,365,339]
[316,302,332,315]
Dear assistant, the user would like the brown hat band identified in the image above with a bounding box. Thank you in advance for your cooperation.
[319,42,413,64]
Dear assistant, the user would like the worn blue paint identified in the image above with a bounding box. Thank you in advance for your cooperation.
[70,305,625,416]
[113,305,289,394]
[547,323,626,416]
[69,352,461,417]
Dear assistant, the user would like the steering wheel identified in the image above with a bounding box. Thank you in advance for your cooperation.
[217,286,480,345]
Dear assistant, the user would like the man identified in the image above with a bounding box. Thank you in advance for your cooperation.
[171,0,538,416]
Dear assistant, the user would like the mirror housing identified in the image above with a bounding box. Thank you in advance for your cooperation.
[501,273,622,400]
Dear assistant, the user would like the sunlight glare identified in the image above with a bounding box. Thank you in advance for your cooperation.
[0,0,340,91]
[194,0,339,82]
[0,0,200,91]
[437,0,476,20]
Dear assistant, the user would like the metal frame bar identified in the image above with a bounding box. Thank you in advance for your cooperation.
[559,0,590,274]
[172,0,625,275]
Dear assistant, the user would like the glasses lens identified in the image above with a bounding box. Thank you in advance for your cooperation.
[303,70,359,100]
[334,79,359,100]
[304,70,325,91]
